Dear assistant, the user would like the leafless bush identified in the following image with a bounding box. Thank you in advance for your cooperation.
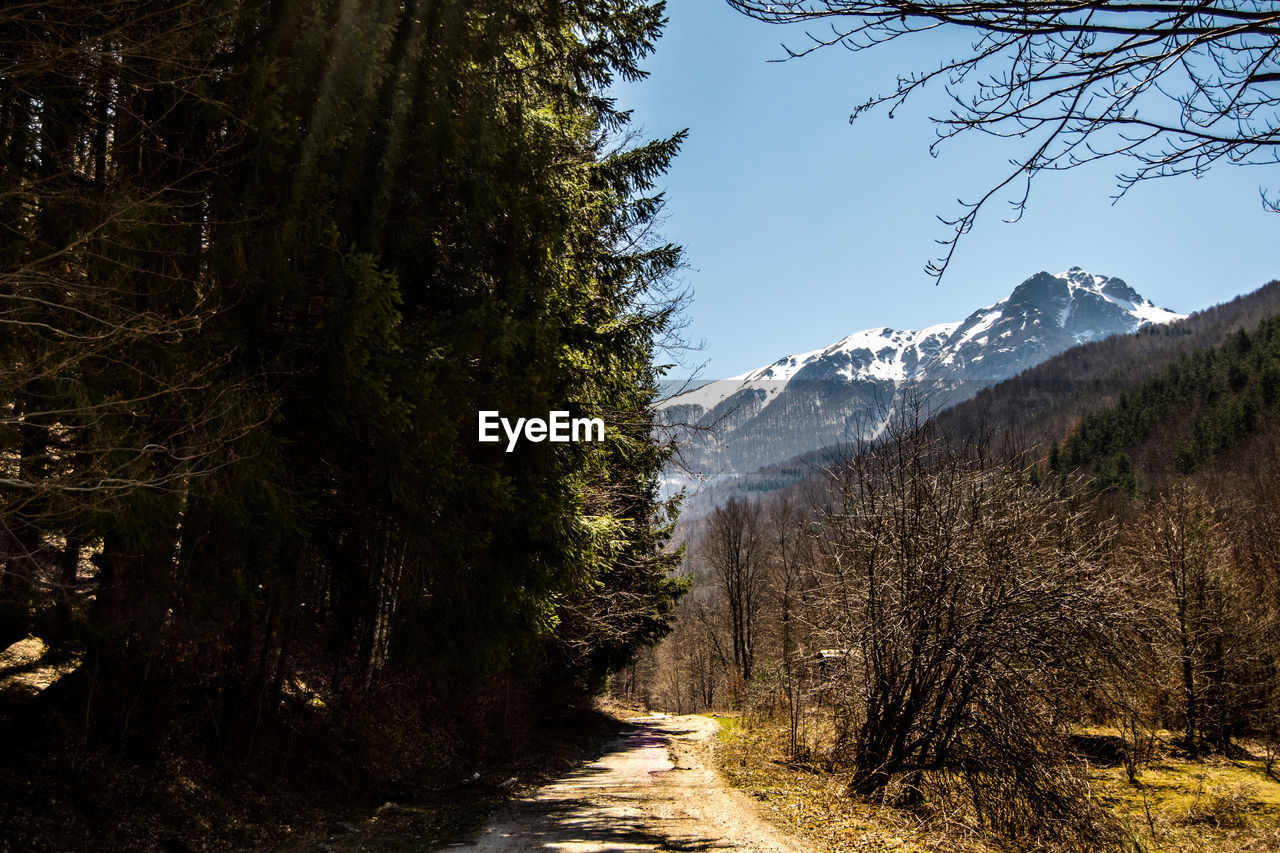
[804,399,1131,845]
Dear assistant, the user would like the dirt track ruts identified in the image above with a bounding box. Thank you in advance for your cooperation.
[443,713,817,852]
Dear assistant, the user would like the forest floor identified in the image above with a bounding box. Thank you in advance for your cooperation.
[448,712,816,852]
[0,636,629,852]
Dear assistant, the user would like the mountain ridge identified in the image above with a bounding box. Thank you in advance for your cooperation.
[677,278,1280,517]
[660,267,1184,488]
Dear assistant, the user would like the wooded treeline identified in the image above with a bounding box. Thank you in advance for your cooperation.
[1060,317,1280,490]
[1,0,685,746]
[621,305,1280,849]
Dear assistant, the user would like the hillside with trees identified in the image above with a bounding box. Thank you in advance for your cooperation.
[937,281,1280,458]
[1056,317,1280,488]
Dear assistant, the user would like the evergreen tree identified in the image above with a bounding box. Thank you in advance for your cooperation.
[1,0,687,740]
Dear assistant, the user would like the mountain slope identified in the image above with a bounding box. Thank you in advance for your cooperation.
[661,267,1184,485]
[684,278,1280,515]
[933,279,1280,452]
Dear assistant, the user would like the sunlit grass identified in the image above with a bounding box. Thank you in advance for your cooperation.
[710,713,740,743]
[1090,736,1280,853]
[710,713,985,852]
[712,714,1280,853]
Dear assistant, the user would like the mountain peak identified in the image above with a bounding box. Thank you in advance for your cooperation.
[659,269,1184,487]
[996,268,1180,337]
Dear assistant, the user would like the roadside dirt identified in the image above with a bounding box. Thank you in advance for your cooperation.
[444,713,817,852]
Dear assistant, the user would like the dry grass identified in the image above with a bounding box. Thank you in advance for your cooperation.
[1089,730,1280,853]
[713,715,1280,853]
[711,714,996,853]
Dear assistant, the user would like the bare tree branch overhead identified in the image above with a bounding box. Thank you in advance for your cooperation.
[728,0,1280,277]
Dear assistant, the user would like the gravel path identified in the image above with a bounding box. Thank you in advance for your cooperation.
[442,713,816,852]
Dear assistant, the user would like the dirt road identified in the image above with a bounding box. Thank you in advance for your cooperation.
[443,713,816,852]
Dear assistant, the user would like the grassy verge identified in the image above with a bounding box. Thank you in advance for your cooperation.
[711,715,1280,853]
[710,714,990,853]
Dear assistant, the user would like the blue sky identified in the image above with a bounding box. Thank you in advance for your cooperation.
[613,2,1280,380]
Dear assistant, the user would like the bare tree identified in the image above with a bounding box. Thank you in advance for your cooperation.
[766,495,817,760]
[1135,482,1224,754]
[1229,451,1280,774]
[639,588,732,713]
[728,0,1280,276]
[701,497,766,687]
[811,405,1128,844]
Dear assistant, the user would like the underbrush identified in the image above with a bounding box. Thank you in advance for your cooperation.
[712,714,1280,853]
[0,661,623,852]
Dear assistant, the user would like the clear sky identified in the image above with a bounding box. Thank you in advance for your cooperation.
[613,2,1280,381]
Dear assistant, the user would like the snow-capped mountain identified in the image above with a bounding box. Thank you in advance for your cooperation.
[660,268,1184,486]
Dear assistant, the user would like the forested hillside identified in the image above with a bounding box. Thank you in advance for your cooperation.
[1058,317,1280,489]
[0,1,686,846]
[935,280,1280,494]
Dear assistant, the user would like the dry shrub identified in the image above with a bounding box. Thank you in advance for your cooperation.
[809,407,1136,849]
[905,763,1127,853]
